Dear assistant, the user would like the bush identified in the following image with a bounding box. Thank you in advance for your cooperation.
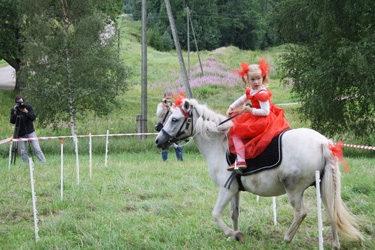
[147,28,163,51]
[161,30,174,51]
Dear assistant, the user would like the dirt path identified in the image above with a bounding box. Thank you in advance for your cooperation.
[0,65,15,90]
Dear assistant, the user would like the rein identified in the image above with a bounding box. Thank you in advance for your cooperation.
[218,103,251,126]
[218,111,244,125]
[162,105,196,144]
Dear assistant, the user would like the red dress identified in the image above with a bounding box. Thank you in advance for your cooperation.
[229,87,290,159]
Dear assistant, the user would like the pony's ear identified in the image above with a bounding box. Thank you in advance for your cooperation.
[183,100,190,111]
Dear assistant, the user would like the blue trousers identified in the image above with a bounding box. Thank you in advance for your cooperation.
[161,143,183,161]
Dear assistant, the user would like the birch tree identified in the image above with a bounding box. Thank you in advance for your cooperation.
[20,0,127,139]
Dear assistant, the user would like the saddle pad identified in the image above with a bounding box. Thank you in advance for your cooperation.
[226,129,289,176]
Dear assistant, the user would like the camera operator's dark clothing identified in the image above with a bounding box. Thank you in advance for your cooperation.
[10,104,36,137]
[10,103,46,163]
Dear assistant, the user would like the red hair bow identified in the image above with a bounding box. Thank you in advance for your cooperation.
[328,140,350,173]
[173,91,186,107]
[258,58,270,77]
[233,62,250,78]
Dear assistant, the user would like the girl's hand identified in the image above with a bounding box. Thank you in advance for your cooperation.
[243,104,252,113]
[226,107,234,117]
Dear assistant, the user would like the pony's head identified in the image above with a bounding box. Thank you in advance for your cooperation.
[155,96,195,148]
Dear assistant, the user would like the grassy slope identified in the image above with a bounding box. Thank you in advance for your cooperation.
[0,16,300,154]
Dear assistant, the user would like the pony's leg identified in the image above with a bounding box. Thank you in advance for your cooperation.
[230,193,240,231]
[284,192,307,242]
[212,187,244,243]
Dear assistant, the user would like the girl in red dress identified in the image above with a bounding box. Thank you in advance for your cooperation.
[227,59,290,171]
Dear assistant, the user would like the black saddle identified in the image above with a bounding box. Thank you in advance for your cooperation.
[225,129,289,190]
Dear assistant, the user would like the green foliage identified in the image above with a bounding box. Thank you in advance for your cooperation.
[161,29,174,50]
[273,0,375,138]
[193,84,224,99]
[19,0,129,130]
[100,0,124,22]
[217,0,274,50]
[0,0,24,91]
[122,0,134,13]
[0,0,20,64]
[0,90,15,138]
[132,0,278,51]
[147,28,163,51]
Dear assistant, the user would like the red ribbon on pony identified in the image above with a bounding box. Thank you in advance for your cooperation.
[173,92,190,118]
[328,140,350,173]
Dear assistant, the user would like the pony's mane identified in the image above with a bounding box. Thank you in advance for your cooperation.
[188,99,231,141]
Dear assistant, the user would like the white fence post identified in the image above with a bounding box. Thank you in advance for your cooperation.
[89,131,92,178]
[273,197,277,225]
[8,134,13,169]
[315,170,324,250]
[105,130,109,167]
[74,135,79,184]
[29,158,40,242]
[61,141,64,201]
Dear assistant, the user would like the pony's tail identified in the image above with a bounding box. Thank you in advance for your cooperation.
[321,141,363,241]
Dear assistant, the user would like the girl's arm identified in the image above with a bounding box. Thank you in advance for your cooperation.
[250,101,270,116]
[226,94,247,116]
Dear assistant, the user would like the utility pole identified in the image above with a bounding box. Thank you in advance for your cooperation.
[164,0,193,98]
[189,10,204,76]
[187,7,190,81]
[141,0,147,139]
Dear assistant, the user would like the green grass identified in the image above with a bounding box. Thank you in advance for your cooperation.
[0,153,374,249]
[0,60,9,68]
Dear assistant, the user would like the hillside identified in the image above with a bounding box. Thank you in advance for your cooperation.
[0,16,300,155]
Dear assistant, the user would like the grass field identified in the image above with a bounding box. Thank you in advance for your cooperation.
[1,15,375,249]
[1,153,374,249]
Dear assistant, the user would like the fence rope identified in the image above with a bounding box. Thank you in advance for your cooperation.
[1,133,158,143]
[1,133,375,151]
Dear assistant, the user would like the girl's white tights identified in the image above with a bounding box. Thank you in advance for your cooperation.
[232,136,245,162]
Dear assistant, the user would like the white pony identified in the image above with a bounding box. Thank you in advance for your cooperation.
[155,98,362,249]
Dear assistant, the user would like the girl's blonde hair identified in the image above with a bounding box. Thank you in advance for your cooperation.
[234,59,271,89]
[241,64,269,89]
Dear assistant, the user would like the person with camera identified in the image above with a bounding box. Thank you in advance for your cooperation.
[10,95,46,164]
[156,92,183,162]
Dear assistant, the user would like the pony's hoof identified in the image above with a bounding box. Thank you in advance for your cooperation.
[234,231,245,243]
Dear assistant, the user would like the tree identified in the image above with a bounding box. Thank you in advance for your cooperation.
[20,0,128,139]
[0,0,124,93]
[217,0,274,50]
[273,0,375,138]
[0,0,24,92]
[132,0,278,51]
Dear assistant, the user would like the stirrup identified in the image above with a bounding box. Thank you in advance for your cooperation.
[227,161,246,172]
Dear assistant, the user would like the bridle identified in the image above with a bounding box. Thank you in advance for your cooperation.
[161,104,196,144]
